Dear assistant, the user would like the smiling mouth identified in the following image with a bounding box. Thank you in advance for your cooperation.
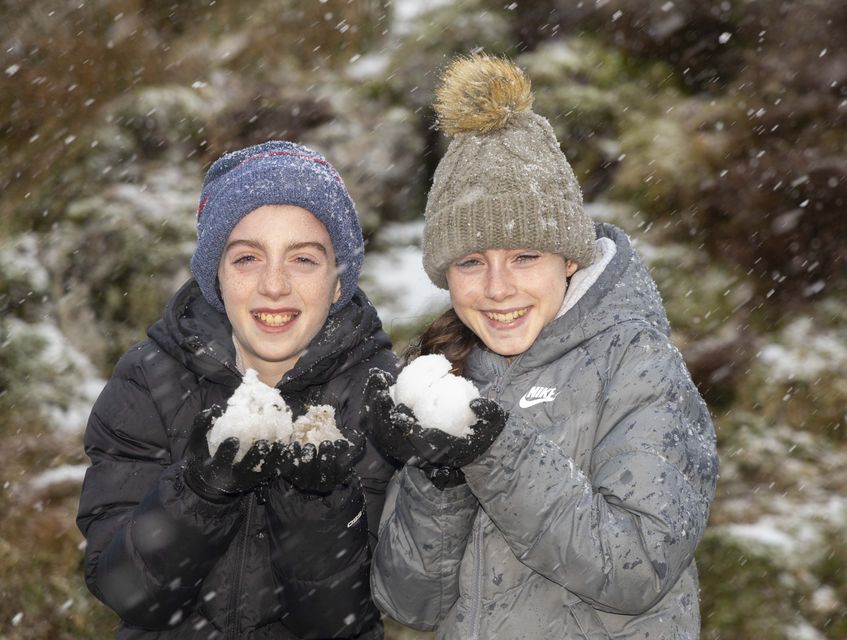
[485,308,528,323]
[253,311,298,327]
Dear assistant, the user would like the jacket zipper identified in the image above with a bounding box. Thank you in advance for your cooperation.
[469,514,483,640]
[226,494,254,639]
[490,353,521,400]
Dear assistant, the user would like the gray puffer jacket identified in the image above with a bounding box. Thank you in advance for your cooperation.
[371,223,719,639]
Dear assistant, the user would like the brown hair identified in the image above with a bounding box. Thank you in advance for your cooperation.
[403,308,481,376]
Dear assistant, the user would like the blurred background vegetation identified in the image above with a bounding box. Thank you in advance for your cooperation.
[1,0,846,638]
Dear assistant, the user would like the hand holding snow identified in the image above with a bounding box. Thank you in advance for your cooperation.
[391,354,480,438]
[208,369,345,460]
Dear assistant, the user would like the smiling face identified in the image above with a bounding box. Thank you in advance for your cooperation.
[217,204,340,385]
[446,249,578,359]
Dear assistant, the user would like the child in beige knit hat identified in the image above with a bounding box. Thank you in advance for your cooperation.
[365,53,718,640]
[417,53,598,366]
[422,54,596,291]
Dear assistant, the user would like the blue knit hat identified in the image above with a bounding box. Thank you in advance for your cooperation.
[190,141,364,314]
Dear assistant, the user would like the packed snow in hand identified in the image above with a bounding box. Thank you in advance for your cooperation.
[391,354,479,437]
[207,369,347,460]
[207,369,294,460]
[292,404,345,444]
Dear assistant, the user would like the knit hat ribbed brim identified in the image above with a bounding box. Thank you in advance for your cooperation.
[190,141,363,314]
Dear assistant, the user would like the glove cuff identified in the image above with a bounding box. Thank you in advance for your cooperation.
[426,465,466,491]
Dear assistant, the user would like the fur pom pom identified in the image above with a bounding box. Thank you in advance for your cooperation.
[434,54,533,135]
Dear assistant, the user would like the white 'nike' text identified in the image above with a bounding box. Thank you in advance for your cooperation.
[518,386,558,408]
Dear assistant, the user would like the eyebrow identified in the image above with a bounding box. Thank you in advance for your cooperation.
[223,239,263,253]
[223,239,329,255]
[289,241,329,255]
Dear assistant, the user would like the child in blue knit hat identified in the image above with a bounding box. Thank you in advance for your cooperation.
[77,140,399,639]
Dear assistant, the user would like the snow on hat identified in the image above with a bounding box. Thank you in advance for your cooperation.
[422,54,596,288]
[190,140,364,314]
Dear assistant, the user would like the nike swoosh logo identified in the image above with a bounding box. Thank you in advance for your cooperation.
[518,396,556,409]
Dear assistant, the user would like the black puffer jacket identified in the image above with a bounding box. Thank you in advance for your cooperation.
[77,280,399,639]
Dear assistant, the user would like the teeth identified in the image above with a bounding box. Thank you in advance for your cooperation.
[486,308,528,323]
[255,312,295,326]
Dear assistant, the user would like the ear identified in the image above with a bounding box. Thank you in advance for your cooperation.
[565,259,579,278]
[332,278,342,304]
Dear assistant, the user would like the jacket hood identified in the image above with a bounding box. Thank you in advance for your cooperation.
[148,279,391,391]
[523,222,670,370]
[469,223,671,374]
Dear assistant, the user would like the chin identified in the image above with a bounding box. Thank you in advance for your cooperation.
[484,338,532,358]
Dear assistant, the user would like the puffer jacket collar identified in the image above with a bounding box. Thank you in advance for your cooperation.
[149,278,240,387]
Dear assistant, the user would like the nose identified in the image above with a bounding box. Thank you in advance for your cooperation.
[257,263,292,298]
[484,262,516,302]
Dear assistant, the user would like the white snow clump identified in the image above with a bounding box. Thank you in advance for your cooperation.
[208,369,346,460]
[207,369,294,460]
[292,404,345,445]
[391,354,479,438]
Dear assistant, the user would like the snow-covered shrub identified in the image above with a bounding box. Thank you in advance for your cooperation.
[1,318,105,434]
[0,234,51,322]
[109,85,215,159]
[522,37,681,199]
[716,411,844,492]
[506,0,847,305]
[369,0,513,112]
[698,532,803,640]
[43,166,198,371]
[612,99,728,222]
[589,0,744,91]
[217,0,391,72]
[206,82,333,156]
[807,527,847,639]
[738,314,847,443]
[700,499,847,640]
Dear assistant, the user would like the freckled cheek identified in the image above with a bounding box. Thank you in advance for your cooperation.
[449,279,482,305]
[218,270,258,305]
[292,276,337,304]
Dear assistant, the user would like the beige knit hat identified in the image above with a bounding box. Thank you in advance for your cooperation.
[422,54,596,289]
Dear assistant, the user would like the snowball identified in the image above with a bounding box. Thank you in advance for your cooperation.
[291,404,346,445]
[391,354,479,438]
[207,369,293,460]
[391,352,452,410]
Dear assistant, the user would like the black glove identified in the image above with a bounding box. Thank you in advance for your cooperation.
[184,406,281,501]
[364,368,509,469]
[363,368,420,464]
[278,433,363,494]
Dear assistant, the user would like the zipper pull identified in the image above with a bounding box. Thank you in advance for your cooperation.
[254,483,269,505]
